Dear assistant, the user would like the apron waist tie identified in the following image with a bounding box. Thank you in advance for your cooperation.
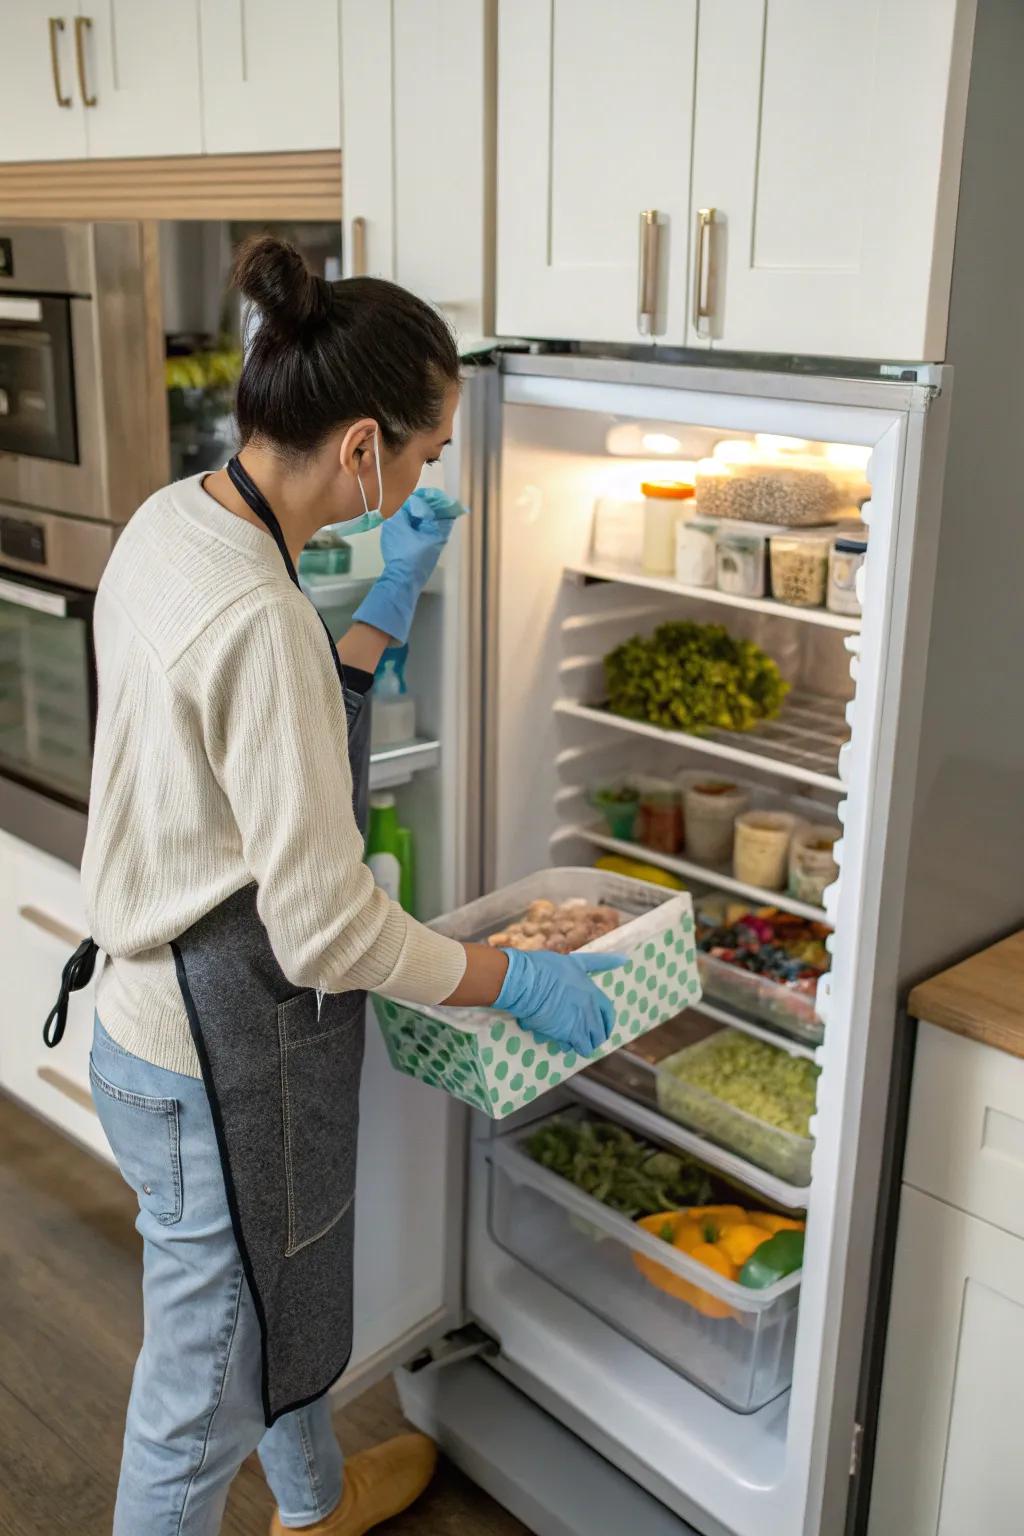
[44,937,100,1048]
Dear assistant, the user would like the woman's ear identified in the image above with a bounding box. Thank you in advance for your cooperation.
[339,417,378,477]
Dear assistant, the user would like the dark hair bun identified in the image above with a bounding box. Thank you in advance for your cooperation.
[231,234,330,336]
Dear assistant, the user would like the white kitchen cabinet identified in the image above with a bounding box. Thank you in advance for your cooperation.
[689,0,977,359]
[201,0,342,154]
[0,830,109,1161]
[80,1,203,158]
[340,0,493,349]
[495,0,697,345]
[0,3,89,161]
[869,1184,1024,1536]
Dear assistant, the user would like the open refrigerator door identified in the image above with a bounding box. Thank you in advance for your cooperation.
[394,355,952,1536]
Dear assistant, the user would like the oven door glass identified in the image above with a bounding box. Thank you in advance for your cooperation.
[0,296,78,464]
[0,574,93,808]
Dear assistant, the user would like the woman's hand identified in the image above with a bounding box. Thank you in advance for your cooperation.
[352,487,467,645]
[492,948,628,1057]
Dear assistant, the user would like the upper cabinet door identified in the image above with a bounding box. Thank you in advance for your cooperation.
[80,2,203,158]
[495,0,698,345]
[690,0,977,360]
[201,0,342,154]
[0,3,88,162]
[341,0,493,348]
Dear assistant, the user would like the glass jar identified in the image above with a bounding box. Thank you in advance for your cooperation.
[788,822,840,906]
[635,776,683,855]
[678,773,750,864]
[733,810,798,891]
[769,529,831,608]
[827,532,868,616]
[675,516,717,587]
[716,528,768,597]
[641,481,695,575]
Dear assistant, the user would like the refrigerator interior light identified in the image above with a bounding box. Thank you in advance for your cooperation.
[641,431,684,455]
[712,438,758,464]
[753,432,812,455]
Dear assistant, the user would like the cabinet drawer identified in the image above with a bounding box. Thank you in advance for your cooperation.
[904,1022,1024,1238]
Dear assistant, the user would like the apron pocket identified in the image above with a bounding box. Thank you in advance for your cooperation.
[89,1058,182,1225]
[278,992,363,1258]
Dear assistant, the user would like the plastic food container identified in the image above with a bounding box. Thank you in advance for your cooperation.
[698,951,823,1046]
[635,775,683,855]
[715,526,768,597]
[642,481,695,575]
[679,772,750,864]
[788,822,841,906]
[675,517,717,587]
[827,530,868,616]
[589,780,640,841]
[586,1012,815,1187]
[768,529,831,608]
[733,810,798,891]
[696,453,862,527]
[372,869,702,1117]
[592,496,645,567]
[298,539,352,576]
[489,1108,801,1411]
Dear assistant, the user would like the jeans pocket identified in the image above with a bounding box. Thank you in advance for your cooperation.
[89,1057,183,1225]
[278,992,365,1258]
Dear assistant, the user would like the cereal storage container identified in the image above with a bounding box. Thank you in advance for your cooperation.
[768,529,832,608]
[372,869,701,1117]
[489,1106,802,1411]
[696,453,861,527]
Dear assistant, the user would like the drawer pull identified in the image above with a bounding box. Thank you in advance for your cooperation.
[19,905,86,949]
[37,1066,96,1115]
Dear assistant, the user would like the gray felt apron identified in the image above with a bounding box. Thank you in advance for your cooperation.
[45,455,373,1426]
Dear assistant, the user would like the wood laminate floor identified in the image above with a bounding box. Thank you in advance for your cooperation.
[0,1092,528,1536]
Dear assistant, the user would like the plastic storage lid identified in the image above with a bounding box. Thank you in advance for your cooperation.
[641,480,695,499]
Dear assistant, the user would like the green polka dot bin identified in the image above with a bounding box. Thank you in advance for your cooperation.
[372,870,700,1119]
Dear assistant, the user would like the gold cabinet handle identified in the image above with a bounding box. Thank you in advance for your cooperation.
[48,17,72,108]
[637,210,661,337]
[19,904,86,949]
[350,217,368,277]
[74,15,97,108]
[693,207,716,338]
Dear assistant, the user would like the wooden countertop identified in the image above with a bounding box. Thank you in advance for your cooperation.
[909,929,1024,1059]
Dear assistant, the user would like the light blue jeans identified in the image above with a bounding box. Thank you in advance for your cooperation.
[89,1017,344,1534]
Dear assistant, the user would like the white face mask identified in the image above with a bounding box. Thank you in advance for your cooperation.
[334,428,384,536]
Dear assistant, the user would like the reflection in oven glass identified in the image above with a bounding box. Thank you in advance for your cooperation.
[0,601,91,804]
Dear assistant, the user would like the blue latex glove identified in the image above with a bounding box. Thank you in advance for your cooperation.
[353,487,467,644]
[493,948,629,1057]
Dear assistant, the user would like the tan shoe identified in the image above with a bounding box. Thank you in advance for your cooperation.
[269,1432,438,1535]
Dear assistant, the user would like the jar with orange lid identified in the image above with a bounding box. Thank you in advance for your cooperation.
[641,480,695,574]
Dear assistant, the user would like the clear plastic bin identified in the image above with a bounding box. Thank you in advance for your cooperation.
[489,1110,801,1412]
[586,1013,815,1185]
[698,950,823,1046]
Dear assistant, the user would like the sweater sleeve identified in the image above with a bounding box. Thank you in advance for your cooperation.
[186,586,467,1003]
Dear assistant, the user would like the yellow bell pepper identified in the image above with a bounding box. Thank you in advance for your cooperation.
[634,1205,806,1319]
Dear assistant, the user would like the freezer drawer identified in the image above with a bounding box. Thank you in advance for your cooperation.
[489,1113,800,1413]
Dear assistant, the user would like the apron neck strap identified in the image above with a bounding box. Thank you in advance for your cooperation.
[227,455,299,588]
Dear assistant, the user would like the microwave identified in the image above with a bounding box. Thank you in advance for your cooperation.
[0,220,166,526]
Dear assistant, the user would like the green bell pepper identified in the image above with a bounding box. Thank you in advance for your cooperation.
[738,1228,805,1289]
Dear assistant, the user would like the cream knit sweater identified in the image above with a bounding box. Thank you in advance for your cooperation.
[81,474,467,1078]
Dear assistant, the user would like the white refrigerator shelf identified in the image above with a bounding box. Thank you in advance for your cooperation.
[567,1072,811,1211]
[571,821,831,925]
[567,560,862,633]
[556,692,849,794]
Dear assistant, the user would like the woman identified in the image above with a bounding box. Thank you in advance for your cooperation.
[52,237,621,1535]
